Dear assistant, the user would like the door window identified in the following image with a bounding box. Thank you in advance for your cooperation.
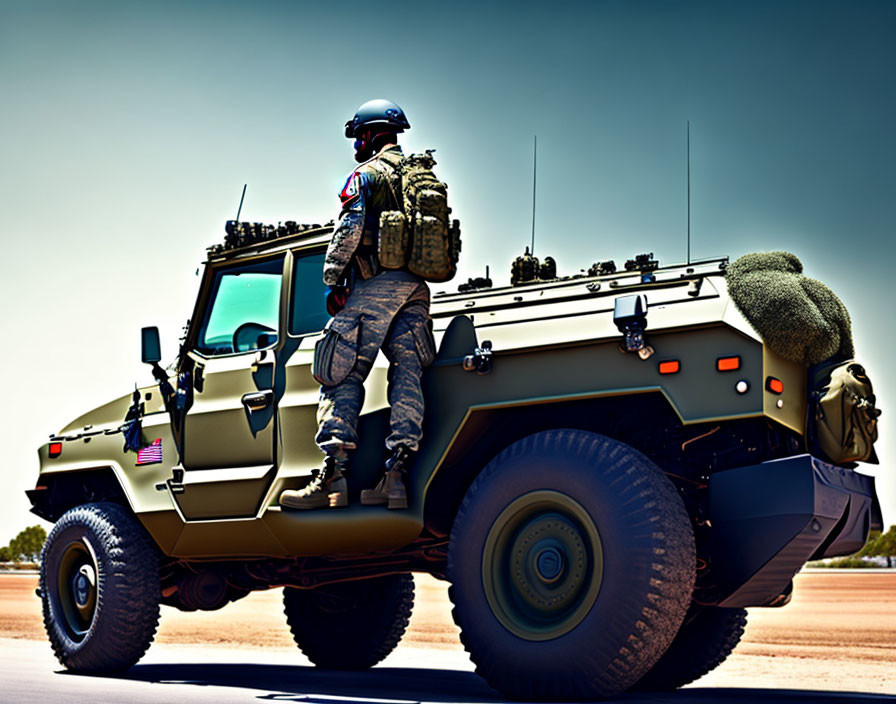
[290,252,330,336]
[196,257,283,355]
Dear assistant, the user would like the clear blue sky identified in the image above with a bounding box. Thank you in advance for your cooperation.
[1,0,893,541]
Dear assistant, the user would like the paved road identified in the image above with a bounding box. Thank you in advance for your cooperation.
[2,637,892,704]
[2,572,894,703]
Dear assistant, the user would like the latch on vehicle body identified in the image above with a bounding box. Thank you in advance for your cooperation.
[463,340,493,375]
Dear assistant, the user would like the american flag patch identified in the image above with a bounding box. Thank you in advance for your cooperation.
[136,438,163,465]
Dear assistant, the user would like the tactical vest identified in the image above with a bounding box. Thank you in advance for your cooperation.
[376,150,461,283]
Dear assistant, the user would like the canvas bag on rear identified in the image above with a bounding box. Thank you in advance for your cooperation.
[808,360,881,465]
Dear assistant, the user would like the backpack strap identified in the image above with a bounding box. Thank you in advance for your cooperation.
[366,150,403,213]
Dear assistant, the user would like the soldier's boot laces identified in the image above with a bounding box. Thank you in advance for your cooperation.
[361,446,413,510]
[279,457,348,510]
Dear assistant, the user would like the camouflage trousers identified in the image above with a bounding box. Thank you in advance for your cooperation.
[315,271,433,459]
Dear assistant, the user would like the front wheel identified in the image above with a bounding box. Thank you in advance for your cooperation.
[40,502,161,672]
[447,430,695,700]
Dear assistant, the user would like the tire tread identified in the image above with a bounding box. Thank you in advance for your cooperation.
[446,429,695,700]
[284,573,414,670]
[40,502,160,672]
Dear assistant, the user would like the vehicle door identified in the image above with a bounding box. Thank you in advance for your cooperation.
[270,248,394,508]
[175,254,285,520]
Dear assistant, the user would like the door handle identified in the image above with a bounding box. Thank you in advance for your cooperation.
[242,390,273,412]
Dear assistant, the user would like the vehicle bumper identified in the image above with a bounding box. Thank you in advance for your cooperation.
[708,454,881,608]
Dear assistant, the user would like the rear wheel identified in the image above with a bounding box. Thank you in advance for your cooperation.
[447,429,695,700]
[635,607,748,690]
[283,573,414,669]
[40,502,160,672]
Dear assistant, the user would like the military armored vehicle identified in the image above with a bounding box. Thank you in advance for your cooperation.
[28,222,882,700]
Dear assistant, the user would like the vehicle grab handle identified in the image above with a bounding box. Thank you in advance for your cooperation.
[242,390,273,412]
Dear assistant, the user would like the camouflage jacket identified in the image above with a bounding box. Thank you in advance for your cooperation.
[323,144,403,286]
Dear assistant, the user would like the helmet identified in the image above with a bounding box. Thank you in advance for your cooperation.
[344,99,410,138]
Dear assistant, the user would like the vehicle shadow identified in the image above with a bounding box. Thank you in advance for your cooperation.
[113,663,896,704]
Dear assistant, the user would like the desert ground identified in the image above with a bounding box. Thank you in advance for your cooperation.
[1,570,893,701]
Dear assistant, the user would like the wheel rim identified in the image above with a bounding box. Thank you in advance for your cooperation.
[56,539,99,640]
[482,490,603,641]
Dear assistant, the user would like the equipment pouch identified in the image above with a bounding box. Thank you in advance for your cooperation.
[408,213,454,282]
[808,360,881,464]
[417,188,449,220]
[312,316,360,386]
[378,211,408,269]
[411,317,437,368]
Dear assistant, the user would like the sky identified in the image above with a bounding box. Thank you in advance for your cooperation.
[1,0,894,542]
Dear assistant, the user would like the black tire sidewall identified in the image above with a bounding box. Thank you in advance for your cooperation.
[284,573,414,669]
[448,430,694,698]
[635,606,748,690]
[40,503,159,672]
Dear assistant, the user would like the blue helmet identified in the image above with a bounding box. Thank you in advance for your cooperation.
[344,99,410,138]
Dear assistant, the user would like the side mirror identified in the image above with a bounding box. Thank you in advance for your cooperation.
[141,326,162,364]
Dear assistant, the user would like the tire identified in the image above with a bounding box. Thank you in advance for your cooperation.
[40,502,161,672]
[635,607,748,690]
[283,573,414,669]
[447,429,695,700]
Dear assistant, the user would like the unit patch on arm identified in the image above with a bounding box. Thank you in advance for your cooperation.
[339,172,361,207]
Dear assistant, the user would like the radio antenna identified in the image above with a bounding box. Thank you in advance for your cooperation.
[686,122,691,265]
[529,135,537,255]
[235,183,247,222]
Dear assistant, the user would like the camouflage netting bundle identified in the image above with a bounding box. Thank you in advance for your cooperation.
[725,251,854,366]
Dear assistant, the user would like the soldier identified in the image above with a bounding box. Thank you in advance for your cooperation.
[280,99,435,511]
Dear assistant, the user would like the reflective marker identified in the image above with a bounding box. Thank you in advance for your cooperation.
[49,442,62,458]
[658,360,680,375]
[766,377,784,394]
[717,356,741,372]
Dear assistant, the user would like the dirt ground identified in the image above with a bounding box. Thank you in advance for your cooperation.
[3,571,894,694]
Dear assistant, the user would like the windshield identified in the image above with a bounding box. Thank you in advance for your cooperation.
[196,257,283,355]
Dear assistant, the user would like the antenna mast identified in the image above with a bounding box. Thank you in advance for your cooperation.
[687,122,691,265]
[235,183,247,222]
[531,135,537,255]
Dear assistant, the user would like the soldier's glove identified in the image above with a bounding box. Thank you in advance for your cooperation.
[325,285,349,316]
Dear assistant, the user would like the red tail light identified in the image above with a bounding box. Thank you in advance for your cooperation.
[658,360,680,375]
[717,356,741,372]
[766,377,784,394]
[49,442,63,458]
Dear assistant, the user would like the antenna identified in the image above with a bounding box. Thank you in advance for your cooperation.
[531,135,537,255]
[687,122,691,265]
[235,183,247,222]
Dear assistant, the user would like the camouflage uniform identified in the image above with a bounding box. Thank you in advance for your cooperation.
[316,145,434,459]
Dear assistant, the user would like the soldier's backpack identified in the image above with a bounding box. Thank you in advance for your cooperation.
[808,360,881,465]
[378,150,461,283]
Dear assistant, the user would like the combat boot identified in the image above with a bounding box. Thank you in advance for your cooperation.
[360,446,413,510]
[279,456,348,510]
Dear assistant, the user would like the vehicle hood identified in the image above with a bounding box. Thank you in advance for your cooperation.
[57,384,166,436]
